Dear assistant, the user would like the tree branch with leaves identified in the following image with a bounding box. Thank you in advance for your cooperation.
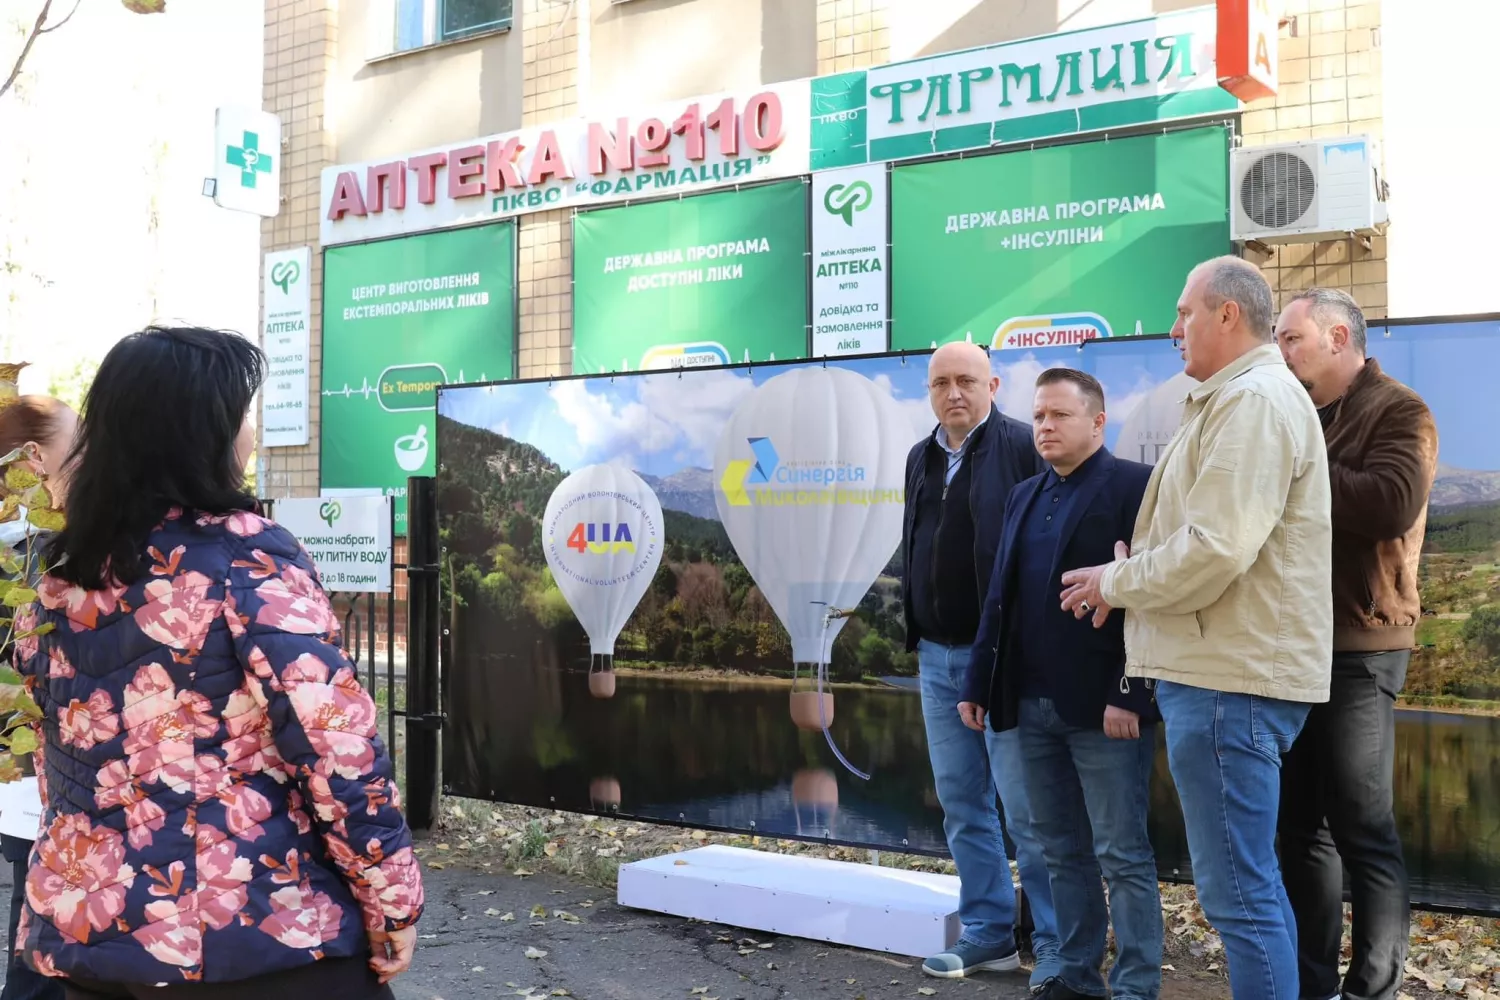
[0,374,65,782]
[2,0,165,102]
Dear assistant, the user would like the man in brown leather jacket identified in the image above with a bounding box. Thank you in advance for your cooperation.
[1274,288,1438,1000]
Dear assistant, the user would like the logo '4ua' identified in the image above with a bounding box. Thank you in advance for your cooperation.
[566,522,636,554]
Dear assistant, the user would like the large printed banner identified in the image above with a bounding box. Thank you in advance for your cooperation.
[572,181,809,373]
[891,127,1230,350]
[436,319,1500,914]
[321,222,516,532]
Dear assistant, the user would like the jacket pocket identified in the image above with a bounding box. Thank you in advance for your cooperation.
[1152,609,1203,640]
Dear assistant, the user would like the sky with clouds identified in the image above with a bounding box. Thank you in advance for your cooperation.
[437,320,1500,486]
[436,340,1196,481]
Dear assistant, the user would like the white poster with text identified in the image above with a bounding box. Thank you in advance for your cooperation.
[811,164,888,357]
[275,494,392,593]
[261,247,312,447]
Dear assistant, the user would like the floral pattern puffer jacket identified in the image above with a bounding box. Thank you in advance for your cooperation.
[12,508,423,983]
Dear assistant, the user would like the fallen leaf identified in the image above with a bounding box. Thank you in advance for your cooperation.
[531,904,548,918]
[437,843,450,850]
[471,965,484,972]
[514,868,534,877]
[501,912,516,922]
[525,946,548,960]
[544,842,559,857]
[476,890,494,896]
[674,860,689,866]
[757,943,773,950]
[918,990,937,997]
[580,900,595,908]
[555,910,582,924]
[419,934,438,940]
[691,989,709,996]
[846,978,856,984]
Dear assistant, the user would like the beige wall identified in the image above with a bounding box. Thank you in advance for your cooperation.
[331,4,523,164]
[587,0,817,111]
[261,0,1390,498]
[884,0,1208,62]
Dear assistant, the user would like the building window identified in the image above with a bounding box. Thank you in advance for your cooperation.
[391,0,512,53]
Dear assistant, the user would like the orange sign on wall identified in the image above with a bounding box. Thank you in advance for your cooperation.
[1217,0,1280,102]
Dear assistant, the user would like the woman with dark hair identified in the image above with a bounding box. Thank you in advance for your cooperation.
[13,327,422,999]
[0,395,74,1000]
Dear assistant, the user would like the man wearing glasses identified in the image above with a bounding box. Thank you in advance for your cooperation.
[902,340,1061,988]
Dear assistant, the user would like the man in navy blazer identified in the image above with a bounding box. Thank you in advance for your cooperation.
[959,368,1163,1000]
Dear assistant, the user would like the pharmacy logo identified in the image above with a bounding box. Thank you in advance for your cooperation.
[823,180,873,226]
[271,259,301,294]
[226,131,273,189]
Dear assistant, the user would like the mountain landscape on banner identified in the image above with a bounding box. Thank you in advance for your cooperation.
[436,413,913,685]
[1430,462,1500,512]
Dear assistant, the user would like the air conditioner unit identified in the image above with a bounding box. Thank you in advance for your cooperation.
[1231,135,1389,244]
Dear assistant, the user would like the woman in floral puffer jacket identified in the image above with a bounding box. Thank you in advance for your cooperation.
[13,327,422,1000]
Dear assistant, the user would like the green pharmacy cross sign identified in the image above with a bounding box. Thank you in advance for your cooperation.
[226,131,273,189]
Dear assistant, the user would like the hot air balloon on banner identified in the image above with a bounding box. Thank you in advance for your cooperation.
[713,365,914,778]
[1113,370,1197,467]
[542,464,665,699]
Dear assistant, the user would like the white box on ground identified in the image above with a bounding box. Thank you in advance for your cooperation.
[274,494,393,593]
[616,844,961,959]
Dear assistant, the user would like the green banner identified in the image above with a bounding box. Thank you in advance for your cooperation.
[320,222,516,532]
[572,181,809,373]
[890,127,1229,351]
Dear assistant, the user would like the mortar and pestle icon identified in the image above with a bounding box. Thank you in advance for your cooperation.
[394,424,430,472]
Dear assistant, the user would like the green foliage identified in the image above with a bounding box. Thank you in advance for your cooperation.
[1427,504,1500,554]
[0,431,59,781]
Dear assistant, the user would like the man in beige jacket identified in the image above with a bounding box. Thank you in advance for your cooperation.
[1060,256,1332,1000]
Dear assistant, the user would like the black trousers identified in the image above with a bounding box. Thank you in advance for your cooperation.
[1278,649,1411,1000]
[61,957,393,1000]
[2,834,63,1000]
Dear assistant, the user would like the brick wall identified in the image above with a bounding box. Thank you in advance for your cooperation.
[817,0,890,74]
[1240,0,1387,318]
[259,0,335,499]
[515,1,578,380]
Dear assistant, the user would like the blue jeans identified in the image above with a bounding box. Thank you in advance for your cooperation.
[917,640,1058,965]
[1156,680,1311,1000]
[1017,697,1162,1000]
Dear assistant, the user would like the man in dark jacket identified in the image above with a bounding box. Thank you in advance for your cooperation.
[960,368,1159,1000]
[902,341,1056,984]
[1275,288,1438,1000]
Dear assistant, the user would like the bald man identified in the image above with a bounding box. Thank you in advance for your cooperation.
[1061,257,1333,1000]
[902,341,1059,985]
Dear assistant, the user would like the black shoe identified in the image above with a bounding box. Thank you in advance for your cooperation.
[1032,978,1101,1000]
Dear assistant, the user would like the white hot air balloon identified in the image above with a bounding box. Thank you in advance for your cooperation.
[712,365,915,775]
[542,463,665,699]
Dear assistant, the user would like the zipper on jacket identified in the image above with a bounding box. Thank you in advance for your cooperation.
[930,477,950,628]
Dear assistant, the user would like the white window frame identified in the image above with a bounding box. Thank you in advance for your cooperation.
[368,0,513,60]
